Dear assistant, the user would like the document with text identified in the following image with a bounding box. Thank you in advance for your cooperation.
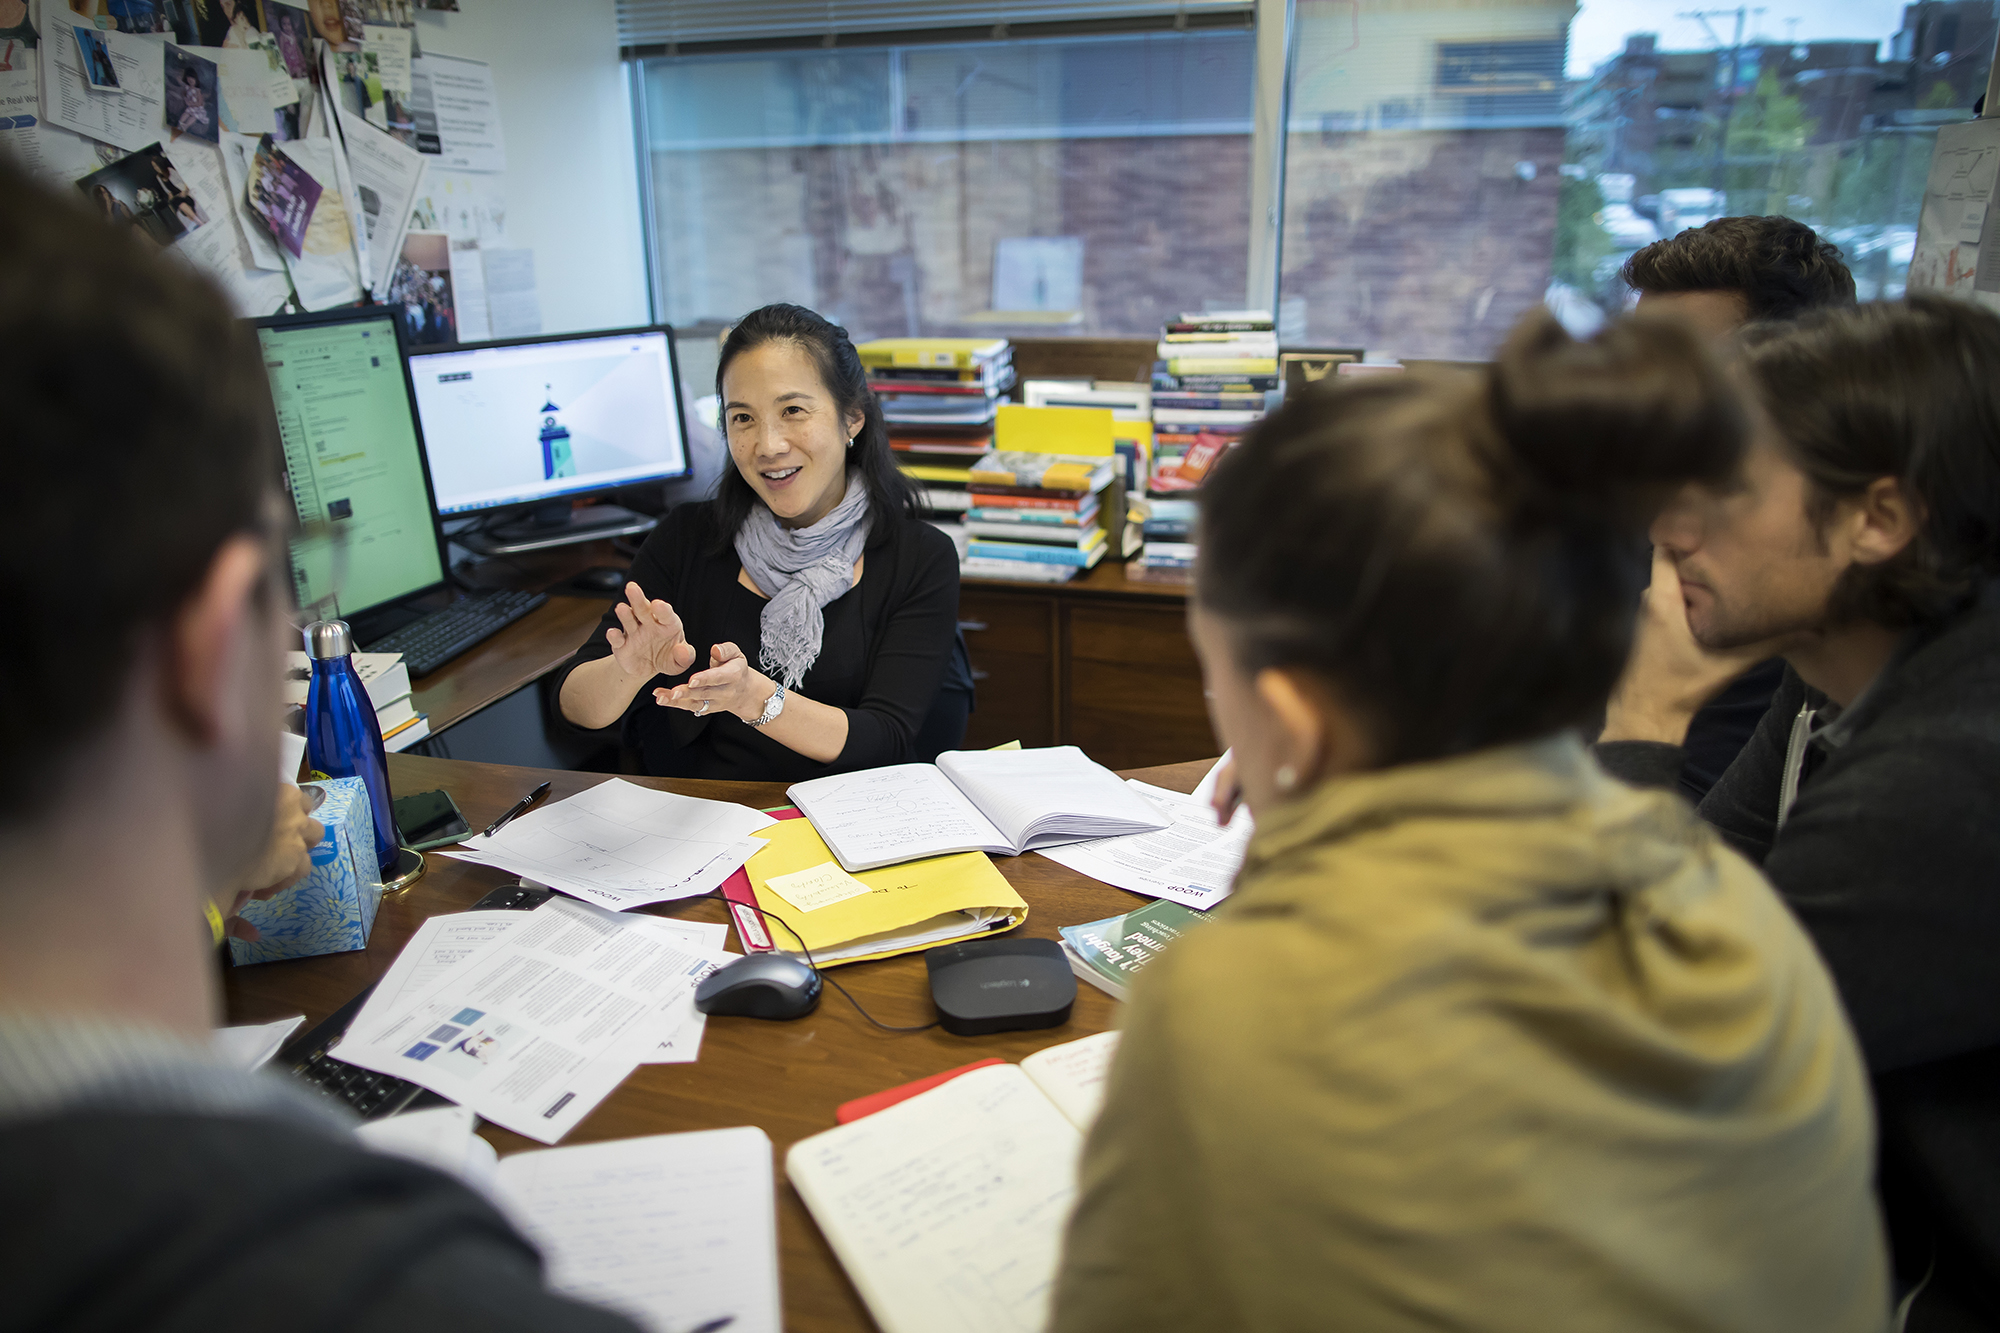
[334,897,712,1143]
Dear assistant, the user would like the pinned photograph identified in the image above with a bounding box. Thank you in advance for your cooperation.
[163,44,219,143]
[68,0,171,35]
[194,0,262,46]
[76,144,209,246]
[388,231,457,346]
[247,134,321,258]
[70,24,119,91]
[306,0,361,44]
[264,0,311,77]
[1,0,39,49]
[357,0,411,24]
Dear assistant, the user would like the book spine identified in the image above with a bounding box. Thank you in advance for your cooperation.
[965,508,1092,525]
[967,540,1098,566]
[1163,321,1275,334]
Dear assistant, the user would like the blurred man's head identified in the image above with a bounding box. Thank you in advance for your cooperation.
[1623,216,1856,337]
[0,156,284,893]
[1651,296,2000,652]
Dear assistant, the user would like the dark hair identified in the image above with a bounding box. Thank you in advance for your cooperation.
[1197,310,1747,766]
[709,303,917,547]
[1622,216,1856,321]
[0,157,279,821]
[1739,294,2000,627]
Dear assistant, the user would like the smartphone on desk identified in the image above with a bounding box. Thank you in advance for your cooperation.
[393,788,472,851]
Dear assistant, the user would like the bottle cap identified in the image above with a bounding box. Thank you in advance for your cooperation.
[303,619,355,660]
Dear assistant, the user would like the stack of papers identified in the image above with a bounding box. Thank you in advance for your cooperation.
[1036,781,1252,911]
[441,778,775,910]
[334,897,727,1143]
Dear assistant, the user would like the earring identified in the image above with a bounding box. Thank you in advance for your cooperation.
[1274,764,1298,793]
[846,437,855,449]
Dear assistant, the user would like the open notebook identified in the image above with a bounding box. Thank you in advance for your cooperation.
[786,1031,1120,1333]
[788,746,1168,872]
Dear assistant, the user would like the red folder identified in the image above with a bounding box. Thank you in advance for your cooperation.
[720,806,806,953]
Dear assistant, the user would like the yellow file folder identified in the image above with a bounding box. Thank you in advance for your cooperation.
[745,818,1029,966]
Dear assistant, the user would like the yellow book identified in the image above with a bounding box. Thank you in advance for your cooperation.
[897,462,974,484]
[994,403,1116,457]
[744,817,1028,966]
[858,337,1009,369]
[1167,356,1278,376]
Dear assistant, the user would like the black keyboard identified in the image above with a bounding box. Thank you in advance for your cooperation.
[364,589,549,676]
[277,883,555,1120]
[279,983,444,1121]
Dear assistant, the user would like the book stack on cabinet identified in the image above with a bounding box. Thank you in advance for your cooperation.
[860,338,1016,540]
[961,450,1118,584]
[1145,310,1277,572]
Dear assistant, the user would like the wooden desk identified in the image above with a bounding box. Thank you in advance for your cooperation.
[225,751,1214,1333]
[411,595,605,736]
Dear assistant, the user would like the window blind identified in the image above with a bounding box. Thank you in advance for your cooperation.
[619,0,1254,53]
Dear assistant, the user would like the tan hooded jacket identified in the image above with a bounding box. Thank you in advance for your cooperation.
[1050,736,1888,1333]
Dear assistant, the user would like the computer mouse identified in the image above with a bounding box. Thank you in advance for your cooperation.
[570,566,634,594]
[694,953,822,1020]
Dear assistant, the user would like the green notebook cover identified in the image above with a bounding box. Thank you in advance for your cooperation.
[1058,899,1214,1000]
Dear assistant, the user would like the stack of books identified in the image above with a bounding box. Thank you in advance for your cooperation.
[283,650,431,753]
[1137,497,1199,574]
[859,337,1016,526]
[961,450,1117,583]
[1150,310,1274,495]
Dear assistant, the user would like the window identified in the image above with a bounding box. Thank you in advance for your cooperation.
[1279,0,1996,358]
[630,2,1997,353]
[634,29,1257,338]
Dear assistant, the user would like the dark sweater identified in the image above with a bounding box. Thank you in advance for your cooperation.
[553,501,961,783]
[0,1110,636,1333]
[1597,586,2000,1330]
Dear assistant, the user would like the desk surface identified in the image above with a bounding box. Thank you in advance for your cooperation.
[224,751,1213,1333]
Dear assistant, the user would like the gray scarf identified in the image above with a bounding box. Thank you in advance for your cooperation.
[734,470,872,690]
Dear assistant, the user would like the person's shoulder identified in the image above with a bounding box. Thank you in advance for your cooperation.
[638,499,724,563]
[876,511,959,568]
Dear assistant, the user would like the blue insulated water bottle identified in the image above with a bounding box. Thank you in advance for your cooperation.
[302,619,401,874]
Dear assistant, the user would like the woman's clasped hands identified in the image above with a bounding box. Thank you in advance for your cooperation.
[609,582,777,723]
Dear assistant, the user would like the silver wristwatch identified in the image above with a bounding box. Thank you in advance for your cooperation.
[747,683,787,728]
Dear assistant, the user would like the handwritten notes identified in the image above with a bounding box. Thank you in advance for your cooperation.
[766,861,876,913]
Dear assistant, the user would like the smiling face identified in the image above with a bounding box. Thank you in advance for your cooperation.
[1649,424,1850,652]
[722,340,865,529]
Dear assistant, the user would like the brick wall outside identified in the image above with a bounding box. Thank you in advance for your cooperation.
[1280,125,1565,359]
[648,125,1561,354]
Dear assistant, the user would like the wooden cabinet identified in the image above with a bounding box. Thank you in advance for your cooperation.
[959,565,1216,771]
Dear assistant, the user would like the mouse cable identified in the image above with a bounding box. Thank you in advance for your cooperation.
[704,892,938,1033]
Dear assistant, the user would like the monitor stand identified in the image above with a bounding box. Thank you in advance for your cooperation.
[455,502,658,557]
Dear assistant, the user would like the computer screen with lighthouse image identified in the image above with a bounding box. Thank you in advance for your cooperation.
[408,326,691,549]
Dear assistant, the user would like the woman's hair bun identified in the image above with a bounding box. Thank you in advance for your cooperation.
[1485,309,1747,526]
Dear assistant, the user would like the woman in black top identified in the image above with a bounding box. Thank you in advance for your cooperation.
[554,304,965,782]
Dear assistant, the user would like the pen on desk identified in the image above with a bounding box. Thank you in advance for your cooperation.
[482,781,551,838]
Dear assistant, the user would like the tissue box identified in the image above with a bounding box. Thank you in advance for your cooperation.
[229,777,385,965]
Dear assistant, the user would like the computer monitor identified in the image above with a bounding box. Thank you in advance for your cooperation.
[407,326,690,550]
[256,306,449,635]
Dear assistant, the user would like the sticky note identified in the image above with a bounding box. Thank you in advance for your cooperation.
[766,861,876,913]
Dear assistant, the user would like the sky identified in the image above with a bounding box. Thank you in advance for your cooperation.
[1567,0,1913,75]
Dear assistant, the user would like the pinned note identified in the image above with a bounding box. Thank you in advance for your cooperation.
[766,861,876,913]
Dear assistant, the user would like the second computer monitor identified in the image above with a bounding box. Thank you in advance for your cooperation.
[409,326,691,517]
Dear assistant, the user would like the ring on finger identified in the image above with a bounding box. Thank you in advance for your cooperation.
[694,700,711,717]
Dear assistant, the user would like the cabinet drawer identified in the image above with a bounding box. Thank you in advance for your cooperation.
[1063,604,1216,769]
[960,591,1057,750]
[958,591,1054,655]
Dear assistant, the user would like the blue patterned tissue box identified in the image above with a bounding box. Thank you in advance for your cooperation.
[228,777,385,965]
